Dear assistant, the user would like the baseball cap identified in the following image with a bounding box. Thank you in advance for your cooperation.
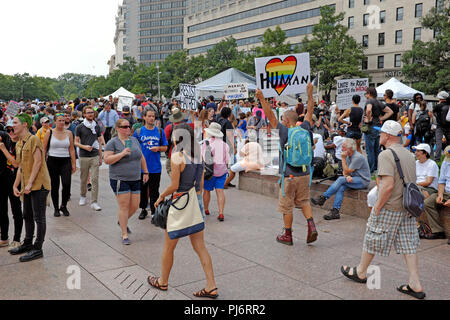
[5,119,14,128]
[377,120,402,136]
[122,106,131,114]
[437,91,449,100]
[40,117,50,124]
[413,143,431,155]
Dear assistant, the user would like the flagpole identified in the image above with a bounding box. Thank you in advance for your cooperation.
[317,72,320,104]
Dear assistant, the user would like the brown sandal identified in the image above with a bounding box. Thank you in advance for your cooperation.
[147,276,168,291]
[193,288,219,299]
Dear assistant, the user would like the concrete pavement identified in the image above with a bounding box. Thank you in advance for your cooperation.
[0,163,448,300]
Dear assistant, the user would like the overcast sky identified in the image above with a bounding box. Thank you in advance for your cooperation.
[0,0,121,78]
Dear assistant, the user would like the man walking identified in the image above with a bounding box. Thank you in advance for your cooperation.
[341,120,426,299]
[98,102,119,144]
[75,106,103,211]
[134,108,168,219]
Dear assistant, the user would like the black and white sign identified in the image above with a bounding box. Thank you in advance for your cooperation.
[6,101,20,117]
[179,84,197,111]
[336,78,369,109]
[117,96,133,112]
[224,83,249,100]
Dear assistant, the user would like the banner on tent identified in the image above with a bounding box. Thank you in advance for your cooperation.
[255,53,310,98]
[6,101,20,117]
[179,84,197,111]
[117,96,133,112]
[336,78,369,110]
[224,83,248,100]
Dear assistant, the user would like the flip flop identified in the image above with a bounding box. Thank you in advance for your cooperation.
[193,288,219,299]
[397,285,426,300]
[340,266,367,283]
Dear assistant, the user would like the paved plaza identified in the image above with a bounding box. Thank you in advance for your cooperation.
[0,164,448,300]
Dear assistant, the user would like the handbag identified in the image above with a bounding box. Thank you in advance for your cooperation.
[204,141,214,181]
[361,124,370,133]
[152,198,171,229]
[389,149,424,217]
[167,187,205,240]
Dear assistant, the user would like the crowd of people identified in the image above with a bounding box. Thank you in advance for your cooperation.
[0,84,449,300]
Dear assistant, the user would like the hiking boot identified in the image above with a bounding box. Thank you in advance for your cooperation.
[276,228,293,246]
[324,208,340,220]
[311,195,327,206]
[306,220,318,244]
[139,209,148,220]
[60,206,70,217]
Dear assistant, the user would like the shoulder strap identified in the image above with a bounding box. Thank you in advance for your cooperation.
[158,127,162,146]
[136,127,142,140]
[389,149,406,186]
[47,129,53,153]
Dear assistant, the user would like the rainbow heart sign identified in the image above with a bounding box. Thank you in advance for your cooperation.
[255,53,310,98]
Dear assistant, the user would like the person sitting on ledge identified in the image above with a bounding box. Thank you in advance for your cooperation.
[311,138,371,220]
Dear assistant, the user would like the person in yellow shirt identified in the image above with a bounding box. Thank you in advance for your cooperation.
[36,117,50,144]
[400,111,409,128]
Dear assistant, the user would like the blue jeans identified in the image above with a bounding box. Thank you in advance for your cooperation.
[364,127,380,173]
[323,176,367,210]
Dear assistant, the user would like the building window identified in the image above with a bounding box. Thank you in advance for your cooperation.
[378,56,384,69]
[378,32,385,45]
[362,57,368,70]
[396,7,403,21]
[436,0,445,11]
[395,30,403,44]
[414,27,422,41]
[415,3,423,17]
[348,16,354,29]
[363,13,369,26]
[394,54,402,68]
[364,0,370,5]
[349,0,354,8]
[380,10,386,23]
[362,35,369,47]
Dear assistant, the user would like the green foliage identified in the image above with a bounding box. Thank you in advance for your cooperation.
[402,5,450,95]
[0,73,59,101]
[301,6,367,101]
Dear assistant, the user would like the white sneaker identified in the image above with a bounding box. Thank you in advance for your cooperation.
[79,197,87,206]
[91,203,102,211]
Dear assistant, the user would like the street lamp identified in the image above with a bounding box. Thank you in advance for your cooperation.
[156,62,161,101]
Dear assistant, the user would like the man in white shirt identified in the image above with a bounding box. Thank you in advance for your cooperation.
[313,133,325,159]
[414,144,439,198]
[325,127,346,165]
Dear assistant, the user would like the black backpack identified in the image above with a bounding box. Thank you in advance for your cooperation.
[203,140,214,180]
[415,111,431,133]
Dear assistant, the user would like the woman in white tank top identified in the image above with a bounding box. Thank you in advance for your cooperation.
[43,113,76,217]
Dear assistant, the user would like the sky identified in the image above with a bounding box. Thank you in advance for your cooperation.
[0,0,122,79]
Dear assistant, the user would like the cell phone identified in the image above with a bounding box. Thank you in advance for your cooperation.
[125,139,132,149]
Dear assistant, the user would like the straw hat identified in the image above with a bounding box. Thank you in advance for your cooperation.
[204,122,224,138]
[169,108,187,123]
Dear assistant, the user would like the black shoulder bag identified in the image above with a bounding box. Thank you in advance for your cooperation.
[204,140,214,181]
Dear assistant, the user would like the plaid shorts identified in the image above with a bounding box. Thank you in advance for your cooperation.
[363,208,419,257]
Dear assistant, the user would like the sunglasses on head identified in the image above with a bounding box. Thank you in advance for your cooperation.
[118,125,131,129]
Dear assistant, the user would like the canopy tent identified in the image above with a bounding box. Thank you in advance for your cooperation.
[376,78,424,100]
[195,68,257,99]
[103,87,136,99]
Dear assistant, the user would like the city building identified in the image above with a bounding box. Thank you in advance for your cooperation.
[184,0,442,86]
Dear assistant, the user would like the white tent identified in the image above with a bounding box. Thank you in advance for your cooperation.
[376,78,424,100]
[195,68,257,99]
[103,87,136,99]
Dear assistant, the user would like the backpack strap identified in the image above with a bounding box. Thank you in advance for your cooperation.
[389,149,406,187]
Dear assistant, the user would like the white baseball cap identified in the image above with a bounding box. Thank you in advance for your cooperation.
[437,91,449,100]
[414,143,431,155]
[379,120,402,136]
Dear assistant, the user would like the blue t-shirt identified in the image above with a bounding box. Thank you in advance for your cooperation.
[133,126,168,174]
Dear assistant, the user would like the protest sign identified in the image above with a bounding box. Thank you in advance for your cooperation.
[117,96,133,112]
[179,84,197,111]
[336,78,369,109]
[224,83,248,100]
[6,101,20,117]
[255,53,310,98]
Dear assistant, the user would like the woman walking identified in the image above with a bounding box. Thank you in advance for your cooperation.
[338,95,364,153]
[150,124,218,299]
[43,113,77,217]
[104,119,149,245]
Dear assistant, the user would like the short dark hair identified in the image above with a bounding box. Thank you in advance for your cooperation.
[220,107,232,119]
[366,87,377,98]
[385,89,394,100]
[352,95,361,104]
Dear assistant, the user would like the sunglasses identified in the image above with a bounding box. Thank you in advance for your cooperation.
[118,125,131,129]
[6,128,14,133]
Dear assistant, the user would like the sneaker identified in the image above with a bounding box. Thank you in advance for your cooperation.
[218,214,224,222]
[423,232,446,240]
[60,206,70,217]
[9,243,34,255]
[0,240,9,247]
[276,228,293,246]
[139,209,148,220]
[311,195,327,206]
[323,208,340,220]
[91,203,102,211]
[54,209,61,217]
[205,210,210,216]
[8,241,21,252]
[228,183,236,188]
[79,197,87,206]
[122,238,131,246]
[87,183,92,191]
[306,220,318,244]
[19,249,43,262]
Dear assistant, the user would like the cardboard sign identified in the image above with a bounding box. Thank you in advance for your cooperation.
[117,96,133,112]
[336,78,369,109]
[179,84,197,111]
[255,53,311,98]
[6,101,20,117]
[224,83,248,100]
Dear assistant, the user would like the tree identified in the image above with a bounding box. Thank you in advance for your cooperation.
[301,6,367,101]
[402,5,450,94]
[202,37,242,79]
[255,26,294,58]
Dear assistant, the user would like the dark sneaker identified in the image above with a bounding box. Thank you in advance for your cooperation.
[311,195,327,206]
[276,228,293,246]
[139,209,148,220]
[306,220,318,244]
[54,209,61,217]
[423,232,446,240]
[9,244,34,255]
[324,208,340,220]
[19,249,43,262]
[228,183,236,188]
[122,238,131,246]
[60,206,70,217]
